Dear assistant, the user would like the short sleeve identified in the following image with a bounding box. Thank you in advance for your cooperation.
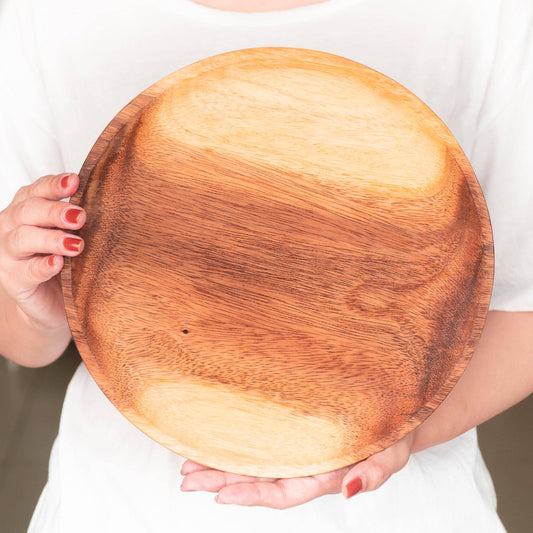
[0,0,64,211]
[469,2,533,311]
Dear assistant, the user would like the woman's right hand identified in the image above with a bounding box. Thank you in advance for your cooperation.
[0,173,86,333]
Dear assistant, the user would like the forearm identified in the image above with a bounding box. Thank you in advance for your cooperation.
[412,310,533,453]
[0,284,71,367]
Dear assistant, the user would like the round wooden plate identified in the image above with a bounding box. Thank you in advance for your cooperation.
[62,48,493,478]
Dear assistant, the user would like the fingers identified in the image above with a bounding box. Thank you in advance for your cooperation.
[181,462,350,509]
[9,196,85,230]
[342,434,414,499]
[25,254,65,287]
[5,226,84,259]
[215,471,344,509]
[181,468,275,493]
[15,173,79,203]
[6,173,85,233]
[180,437,414,509]
[216,480,291,508]
[180,460,211,475]
[0,172,85,285]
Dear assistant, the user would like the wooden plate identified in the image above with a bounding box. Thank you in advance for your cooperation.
[62,48,493,477]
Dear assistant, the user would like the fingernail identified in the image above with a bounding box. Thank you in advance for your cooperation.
[65,208,82,224]
[48,255,56,267]
[63,236,83,252]
[345,477,363,499]
[60,174,73,189]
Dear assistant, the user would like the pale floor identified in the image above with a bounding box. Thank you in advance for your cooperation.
[0,344,532,532]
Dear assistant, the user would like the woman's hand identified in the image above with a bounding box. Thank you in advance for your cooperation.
[0,173,85,364]
[180,433,414,509]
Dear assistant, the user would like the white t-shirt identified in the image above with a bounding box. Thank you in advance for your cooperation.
[1,0,532,531]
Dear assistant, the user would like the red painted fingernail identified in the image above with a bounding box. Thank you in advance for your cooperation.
[60,174,73,189]
[63,236,82,252]
[65,208,82,224]
[48,255,56,267]
[345,477,363,499]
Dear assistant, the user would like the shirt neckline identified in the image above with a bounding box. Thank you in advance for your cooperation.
[181,0,355,25]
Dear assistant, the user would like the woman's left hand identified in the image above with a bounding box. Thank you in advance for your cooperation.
[180,432,414,509]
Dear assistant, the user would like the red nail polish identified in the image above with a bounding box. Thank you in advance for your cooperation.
[65,208,82,224]
[64,236,82,252]
[48,255,56,267]
[60,174,72,189]
[345,477,363,499]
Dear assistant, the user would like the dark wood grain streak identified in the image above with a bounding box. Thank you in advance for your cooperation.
[62,48,493,477]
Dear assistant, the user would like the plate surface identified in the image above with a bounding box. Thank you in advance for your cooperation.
[62,48,493,477]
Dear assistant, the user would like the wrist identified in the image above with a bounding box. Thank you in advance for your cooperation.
[8,303,72,367]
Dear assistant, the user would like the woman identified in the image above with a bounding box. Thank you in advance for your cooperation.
[0,0,531,531]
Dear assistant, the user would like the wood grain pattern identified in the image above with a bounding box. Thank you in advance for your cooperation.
[61,48,493,477]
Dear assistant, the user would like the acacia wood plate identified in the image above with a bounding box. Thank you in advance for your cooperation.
[62,48,493,478]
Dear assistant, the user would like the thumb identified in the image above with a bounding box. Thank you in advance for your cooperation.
[342,433,414,499]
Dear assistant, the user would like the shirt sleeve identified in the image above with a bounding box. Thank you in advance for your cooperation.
[0,0,65,211]
[469,2,533,311]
